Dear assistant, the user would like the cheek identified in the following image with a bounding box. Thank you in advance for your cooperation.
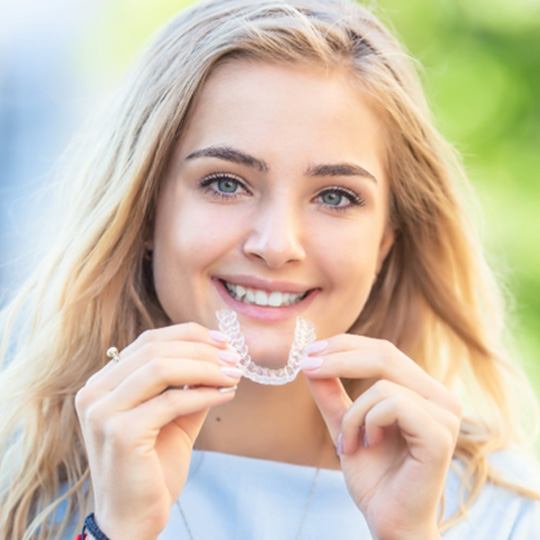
[316,219,383,313]
[162,195,236,257]
[313,219,381,282]
[333,251,375,307]
[307,223,380,336]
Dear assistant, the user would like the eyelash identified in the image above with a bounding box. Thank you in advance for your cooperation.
[198,173,366,213]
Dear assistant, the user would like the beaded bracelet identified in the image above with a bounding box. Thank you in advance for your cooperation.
[77,512,111,540]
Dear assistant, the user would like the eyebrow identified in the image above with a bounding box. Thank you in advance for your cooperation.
[185,145,377,184]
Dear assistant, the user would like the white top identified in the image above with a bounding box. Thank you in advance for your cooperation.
[56,449,540,539]
[156,449,540,540]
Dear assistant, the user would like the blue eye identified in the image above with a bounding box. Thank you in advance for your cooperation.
[199,174,247,200]
[317,188,365,211]
[198,173,366,212]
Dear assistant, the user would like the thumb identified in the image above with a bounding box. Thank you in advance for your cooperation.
[302,373,351,443]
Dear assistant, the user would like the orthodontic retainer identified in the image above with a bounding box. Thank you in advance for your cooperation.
[215,308,316,385]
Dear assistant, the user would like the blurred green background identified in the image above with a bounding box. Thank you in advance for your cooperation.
[377,0,540,390]
[80,0,539,395]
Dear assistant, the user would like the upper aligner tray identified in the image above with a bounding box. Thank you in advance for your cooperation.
[215,308,316,385]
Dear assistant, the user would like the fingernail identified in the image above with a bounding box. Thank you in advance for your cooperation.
[217,350,242,365]
[210,330,229,343]
[298,357,324,370]
[363,431,369,448]
[218,385,238,394]
[336,432,344,456]
[303,340,328,355]
[219,367,244,379]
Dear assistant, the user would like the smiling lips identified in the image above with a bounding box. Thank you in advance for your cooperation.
[222,280,309,307]
[215,274,318,307]
[213,278,320,322]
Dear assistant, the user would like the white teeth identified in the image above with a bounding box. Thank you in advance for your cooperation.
[255,290,268,306]
[268,291,283,307]
[223,281,307,307]
[236,284,247,298]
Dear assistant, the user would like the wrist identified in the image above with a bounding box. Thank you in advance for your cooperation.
[92,512,159,540]
[377,525,441,540]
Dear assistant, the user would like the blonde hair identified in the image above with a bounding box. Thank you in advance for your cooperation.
[1,0,538,538]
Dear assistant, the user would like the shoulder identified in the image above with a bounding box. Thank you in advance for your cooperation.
[443,449,540,540]
[487,448,540,490]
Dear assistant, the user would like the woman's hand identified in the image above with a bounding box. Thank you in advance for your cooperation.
[301,335,462,540]
[75,322,242,540]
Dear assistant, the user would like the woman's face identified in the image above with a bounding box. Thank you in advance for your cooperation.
[152,60,394,367]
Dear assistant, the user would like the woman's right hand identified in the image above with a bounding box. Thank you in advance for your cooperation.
[74,322,242,540]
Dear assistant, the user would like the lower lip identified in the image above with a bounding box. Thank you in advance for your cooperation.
[212,278,320,322]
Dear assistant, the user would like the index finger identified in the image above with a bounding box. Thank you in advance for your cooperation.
[121,321,230,359]
[303,334,459,414]
[84,322,233,392]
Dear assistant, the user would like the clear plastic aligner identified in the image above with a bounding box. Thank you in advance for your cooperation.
[215,308,317,385]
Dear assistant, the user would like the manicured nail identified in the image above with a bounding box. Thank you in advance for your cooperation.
[363,431,369,448]
[209,330,229,343]
[336,432,344,456]
[298,357,324,370]
[219,367,244,379]
[217,350,242,365]
[303,340,328,355]
[218,385,238,394]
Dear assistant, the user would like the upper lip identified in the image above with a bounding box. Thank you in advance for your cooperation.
[215,274,318,294]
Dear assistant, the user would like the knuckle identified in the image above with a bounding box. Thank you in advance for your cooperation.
[371,378,392,398]
[147,358,168,381]
[446,411,462,437]
[437,429,455,455]
[103,416,127,444]
[74,387,88,413]
[373,339,393,375]
[185,321,204,336]
[162,388,183,407]
[140,341,159,359]
[380,339,395,354]
[380,339,396,368]
[386,393,401,411]
[363,406,377,426]
[424,423,455,458]
[75,381,101,414]
[138,328,156,345]
[375,357,386,377]
[85,404,106,431]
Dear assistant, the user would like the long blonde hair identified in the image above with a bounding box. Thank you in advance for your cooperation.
[1,0,538,538]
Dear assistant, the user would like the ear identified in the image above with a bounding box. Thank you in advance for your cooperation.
[375,225,395,274]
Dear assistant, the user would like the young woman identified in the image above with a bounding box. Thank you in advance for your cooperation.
[1,1,539,539]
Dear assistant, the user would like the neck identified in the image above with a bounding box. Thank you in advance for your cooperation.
[194,373,340,469]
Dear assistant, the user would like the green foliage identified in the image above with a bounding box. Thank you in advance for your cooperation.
[375,0,540,399]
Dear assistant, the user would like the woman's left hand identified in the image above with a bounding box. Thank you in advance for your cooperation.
[301,334,462,540]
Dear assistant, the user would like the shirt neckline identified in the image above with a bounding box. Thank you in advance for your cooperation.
[191,448,344,474]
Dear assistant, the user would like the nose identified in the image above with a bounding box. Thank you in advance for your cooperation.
[242,197,306,268]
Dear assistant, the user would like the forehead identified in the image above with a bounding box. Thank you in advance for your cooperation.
[175,59,387,183]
